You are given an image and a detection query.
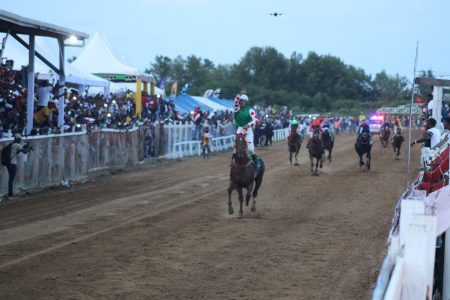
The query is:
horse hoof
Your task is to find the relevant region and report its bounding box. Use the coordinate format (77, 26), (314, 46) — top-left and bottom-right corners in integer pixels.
(294, 163), (299, 166)
(228, 207), (234, 215)
(251, 207), (256, 213)
(238, 213), (243, 219)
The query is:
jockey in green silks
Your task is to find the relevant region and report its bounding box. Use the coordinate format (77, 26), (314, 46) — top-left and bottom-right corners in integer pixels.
(232, 93), (259, 168)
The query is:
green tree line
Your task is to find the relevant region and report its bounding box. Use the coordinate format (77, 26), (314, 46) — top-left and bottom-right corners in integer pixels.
(145, 47), (412, 115)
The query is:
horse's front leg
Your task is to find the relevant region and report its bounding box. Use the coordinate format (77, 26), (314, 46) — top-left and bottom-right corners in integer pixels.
(227, 181), (236, 215)
(252, 173), (264, 213)
(294, 148), (300, 165)
(310, 153), (314, 174)
(367, 152), (371, 169)
(245, 182), (254, 207)
(289, 151), (293, 165)
(359, 154), (364, 167)
(328, 148), (332, 162)
(237, 186), (244, 218)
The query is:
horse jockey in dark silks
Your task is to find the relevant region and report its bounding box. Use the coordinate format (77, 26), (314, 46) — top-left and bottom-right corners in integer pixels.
(356, 122), (373, 145)
(307, 118), (324, 152)
(321, 118), (335, 143)
(231, 92), (261, 170)
(381, 119), (392, 129)
(380, 119), (392, 138)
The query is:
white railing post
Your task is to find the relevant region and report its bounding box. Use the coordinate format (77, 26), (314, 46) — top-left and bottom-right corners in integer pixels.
(398, 199), (436, 299)
(443, 229), (450, 300)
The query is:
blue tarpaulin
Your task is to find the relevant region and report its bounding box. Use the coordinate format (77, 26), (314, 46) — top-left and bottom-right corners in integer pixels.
(169, 94), (232, 114)
(207, 96), (234, 110)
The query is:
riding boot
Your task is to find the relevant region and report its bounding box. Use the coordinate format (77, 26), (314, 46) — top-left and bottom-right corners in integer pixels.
(251, 154), (260, 170)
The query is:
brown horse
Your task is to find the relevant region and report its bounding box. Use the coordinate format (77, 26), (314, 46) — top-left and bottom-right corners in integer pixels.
(391, 130), (405, 160)
(287, 127), (303, 165)
(321, 128), (334, 162)
(355, 132), (372, 170)
(379, 125), (391, 149)
(308, 128), (324, 175)
(228, 134), (265, 218)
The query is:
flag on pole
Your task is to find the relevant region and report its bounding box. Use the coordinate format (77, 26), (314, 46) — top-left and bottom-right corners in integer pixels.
(213, 88), (221, 97)
(171, 81), (177, 98)
(415, 96), (425, 103)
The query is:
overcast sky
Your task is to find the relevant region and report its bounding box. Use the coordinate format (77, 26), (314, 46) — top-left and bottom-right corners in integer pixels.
(2, 0), (450, 79)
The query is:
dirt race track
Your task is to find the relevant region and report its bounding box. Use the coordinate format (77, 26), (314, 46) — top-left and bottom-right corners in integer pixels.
(0, 132), (422, 299)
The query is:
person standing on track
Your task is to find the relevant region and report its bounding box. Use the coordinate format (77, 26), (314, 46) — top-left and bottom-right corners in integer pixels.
(201, 127), (213, 159)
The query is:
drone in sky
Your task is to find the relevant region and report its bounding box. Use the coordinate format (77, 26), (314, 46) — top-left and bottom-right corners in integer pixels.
(268, 12), (284, 17)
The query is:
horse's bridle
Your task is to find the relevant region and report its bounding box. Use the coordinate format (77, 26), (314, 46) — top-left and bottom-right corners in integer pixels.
(235, 134), (248, 160)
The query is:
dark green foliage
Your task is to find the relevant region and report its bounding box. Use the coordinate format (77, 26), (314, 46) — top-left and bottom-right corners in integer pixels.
(146, 47), (413, 114)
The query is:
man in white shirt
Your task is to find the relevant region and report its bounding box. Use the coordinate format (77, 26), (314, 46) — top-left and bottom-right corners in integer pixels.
(411, 117), (441, 149)
(37, 80), (53, 111)
(411, 117), (441, 167)
(433, 116), (450, 149)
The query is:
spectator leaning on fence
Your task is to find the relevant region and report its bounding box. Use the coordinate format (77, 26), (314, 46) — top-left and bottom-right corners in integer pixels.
(34, 100), (58, 130)
(3, 134), (26, 200)
(411, 117), (442, 166)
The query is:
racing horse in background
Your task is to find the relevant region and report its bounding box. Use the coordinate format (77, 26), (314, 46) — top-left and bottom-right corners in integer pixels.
(308, 127), (324, 175)
(228, 131), (265, 218)
(379, 124), (391, 149)
(355, 132), (372, 170)
(391, 128), (405, 160)
(321, 128), (334, 162)
(287, 127), (303, 165)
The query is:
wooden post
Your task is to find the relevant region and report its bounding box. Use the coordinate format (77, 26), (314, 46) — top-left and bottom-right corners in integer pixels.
(135, 79), (142, 118)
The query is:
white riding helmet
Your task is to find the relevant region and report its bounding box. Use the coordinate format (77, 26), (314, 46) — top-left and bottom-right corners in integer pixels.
(238, 94), (249, 102)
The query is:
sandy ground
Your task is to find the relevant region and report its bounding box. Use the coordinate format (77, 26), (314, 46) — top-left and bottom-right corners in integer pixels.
(0, 132), (422, 299)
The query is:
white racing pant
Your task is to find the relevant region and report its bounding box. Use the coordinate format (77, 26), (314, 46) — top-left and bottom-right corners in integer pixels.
(236, 126), (255, 154)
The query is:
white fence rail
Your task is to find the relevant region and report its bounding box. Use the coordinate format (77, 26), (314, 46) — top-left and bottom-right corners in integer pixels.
(373, 142), (450, 299)
(168, 128), (289, 159)
(373, 185), (450, 299)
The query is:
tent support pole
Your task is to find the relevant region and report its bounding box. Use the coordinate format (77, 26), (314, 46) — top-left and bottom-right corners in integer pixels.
(57, 38), (65, 128)
(26, 35), (35, 135)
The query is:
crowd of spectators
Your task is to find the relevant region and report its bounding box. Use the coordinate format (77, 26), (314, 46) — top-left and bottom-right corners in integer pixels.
(0, 59), (182, 138)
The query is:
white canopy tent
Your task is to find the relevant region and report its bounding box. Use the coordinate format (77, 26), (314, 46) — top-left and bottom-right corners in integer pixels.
(72, 32), (141, 77)
(71, 32), (156, 117)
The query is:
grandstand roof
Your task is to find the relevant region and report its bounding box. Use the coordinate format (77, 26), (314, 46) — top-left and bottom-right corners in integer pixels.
(0, 9), (88, 40)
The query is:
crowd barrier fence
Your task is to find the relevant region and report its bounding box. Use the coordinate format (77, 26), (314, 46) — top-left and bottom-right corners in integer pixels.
(0, 125), (289, 195)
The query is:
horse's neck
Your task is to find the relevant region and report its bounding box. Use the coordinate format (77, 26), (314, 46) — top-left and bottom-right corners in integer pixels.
(234, 155), (251, 166)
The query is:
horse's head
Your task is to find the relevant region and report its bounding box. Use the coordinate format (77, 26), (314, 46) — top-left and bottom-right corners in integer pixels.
(312, 128), (321, 141)
(235, 133), (249, 161)
(358, 132), (370, 144)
